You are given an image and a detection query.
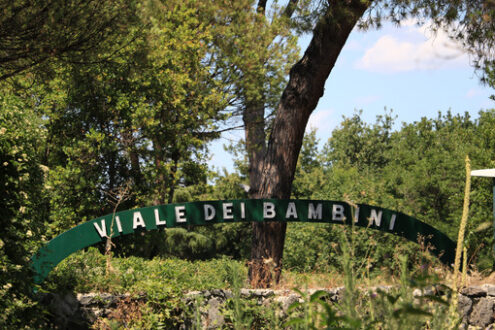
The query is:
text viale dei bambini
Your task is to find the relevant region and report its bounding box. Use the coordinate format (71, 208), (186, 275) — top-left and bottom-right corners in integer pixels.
(92, 201), (398, 238)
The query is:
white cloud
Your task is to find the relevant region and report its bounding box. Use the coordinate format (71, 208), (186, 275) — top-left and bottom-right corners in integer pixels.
(355, 22), (469, 73)
(306, 108), (337, 133)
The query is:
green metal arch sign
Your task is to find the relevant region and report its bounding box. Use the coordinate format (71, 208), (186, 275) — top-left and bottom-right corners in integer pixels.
(31, 199), (456, 284)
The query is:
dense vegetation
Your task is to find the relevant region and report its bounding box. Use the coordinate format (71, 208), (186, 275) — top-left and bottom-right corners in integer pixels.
(1, 0), (495, 327)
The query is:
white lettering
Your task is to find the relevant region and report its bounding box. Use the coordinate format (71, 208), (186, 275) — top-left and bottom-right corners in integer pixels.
(332, 204), (345, 222)
(115, 216), (123, 233)
(263, 202), (276, 219)
(240, 202), (245, 219)
(133, 211), (146, 229)
(389, 214), (397, 230)
(285, 202), (298, 219)
(369, 209), (382, 227)
(308, 203), (322, 220)
(154, 209), (166, 226)
(94, 220), (107, 238)
(204, 204), (215, 221)
(223, 203), (234, 220)
(175, 205), (186, 223)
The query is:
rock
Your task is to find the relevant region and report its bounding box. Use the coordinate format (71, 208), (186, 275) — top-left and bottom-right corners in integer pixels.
(273, 294), (302, 314)
(273, 289), (291, 296)
(77, 292), (98, 306)
(469, 297), (494, 327)
(43, 285), (495, 329)
(482, 284), (495, 297)
(240, 288), (251, 297)
(210, 289), (225, 297)
(185, 290), (202, 298)
(461, 286), (487, 298)
(328, 287), (345, 302)
(458, 294), (473, 323)
(206, 297), (224, 329)
(42, 292), (87, 329)
(250, 289), (275, 298)
(413, 288), (421, 297)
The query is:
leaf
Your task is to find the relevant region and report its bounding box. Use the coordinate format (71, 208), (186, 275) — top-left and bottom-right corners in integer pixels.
(310, 290), (330, 302)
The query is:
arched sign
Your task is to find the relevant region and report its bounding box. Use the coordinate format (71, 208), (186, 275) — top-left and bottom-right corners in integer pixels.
(31, 199), (456, 284)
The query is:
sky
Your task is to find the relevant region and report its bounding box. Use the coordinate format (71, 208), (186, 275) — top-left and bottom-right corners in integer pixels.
(208, 19), (494, 173)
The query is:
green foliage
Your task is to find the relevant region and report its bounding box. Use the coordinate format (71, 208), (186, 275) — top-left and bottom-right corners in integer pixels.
(43, 0), (230, 228)
(47, 247), (245, 294)
(44, 235), (457, 329)
(0, 87), (50, 327)
(45, 249), (250, 327)
(207, 0), (299, 115)
(284, 234), (453, 330)
(284, 223), (337, 272)
(285, 109), (495, 273)
(0, 0), (137, 80)
(222, 262), (253, 329)
(1, 0), (495, 327)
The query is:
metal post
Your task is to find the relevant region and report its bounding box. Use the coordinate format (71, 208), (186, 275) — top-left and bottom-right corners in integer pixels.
(493, 178), (495, 259)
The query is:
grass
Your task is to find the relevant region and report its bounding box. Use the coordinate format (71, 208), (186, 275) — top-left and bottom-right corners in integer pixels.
(45, 248), (247, 294)
(41, 247), (468, 329)
(46, 248), (454, 295)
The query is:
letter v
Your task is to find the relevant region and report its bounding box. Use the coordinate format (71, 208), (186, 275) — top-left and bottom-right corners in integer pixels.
(94, 220), (107, 238)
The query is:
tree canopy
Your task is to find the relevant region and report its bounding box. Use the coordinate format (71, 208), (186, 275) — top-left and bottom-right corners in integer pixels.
(1, 0), (495, 325)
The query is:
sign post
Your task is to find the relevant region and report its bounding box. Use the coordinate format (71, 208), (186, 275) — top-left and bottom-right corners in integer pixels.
(471, 169), (495, 265)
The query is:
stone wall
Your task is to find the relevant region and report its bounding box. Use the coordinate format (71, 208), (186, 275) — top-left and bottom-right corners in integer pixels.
(42, 285), (495, 329)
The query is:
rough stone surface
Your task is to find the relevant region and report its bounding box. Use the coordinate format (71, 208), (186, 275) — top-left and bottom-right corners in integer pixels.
(484, 284), (495, 297)
(470, 297), (495, 328)
(43, 292), (86, 329)
(462, 286), (487, 298)
(272, 293), (302, 314)
(42, 285), (495, 329)
(458, 294), (473, 322)
(206, 297), (224, 329)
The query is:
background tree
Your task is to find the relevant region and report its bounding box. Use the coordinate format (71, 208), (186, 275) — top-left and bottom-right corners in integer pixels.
(244, 0), (495, 287)
(0, 83), (49, 327)
(0, 0), (136, 80)
(282, 109), (495, 274)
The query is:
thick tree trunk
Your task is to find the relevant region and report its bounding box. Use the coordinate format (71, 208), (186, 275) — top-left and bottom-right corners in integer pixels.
(248, 0), (369, 288)
(243, 102), (266, 197)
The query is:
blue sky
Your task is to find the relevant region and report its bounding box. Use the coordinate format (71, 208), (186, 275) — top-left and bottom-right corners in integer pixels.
(208, 19), (494, 172)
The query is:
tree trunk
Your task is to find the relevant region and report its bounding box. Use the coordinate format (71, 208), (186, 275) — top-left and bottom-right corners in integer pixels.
(243, 101), (266, 197)
(248, 0), (369, 288)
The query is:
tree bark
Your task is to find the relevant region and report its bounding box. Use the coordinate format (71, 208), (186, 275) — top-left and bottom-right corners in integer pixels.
(248, 0), (370, 288)
(243, 101), (266, 197)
